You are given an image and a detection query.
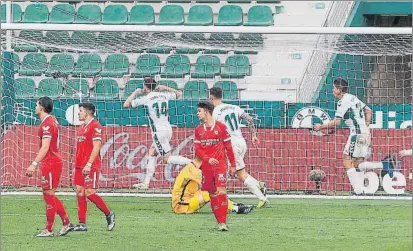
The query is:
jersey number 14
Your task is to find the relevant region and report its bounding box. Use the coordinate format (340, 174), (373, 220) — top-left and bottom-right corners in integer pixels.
(152, 102), (168, 118)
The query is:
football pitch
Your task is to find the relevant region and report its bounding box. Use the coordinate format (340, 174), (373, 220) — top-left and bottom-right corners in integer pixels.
(1, 196), (411, 251)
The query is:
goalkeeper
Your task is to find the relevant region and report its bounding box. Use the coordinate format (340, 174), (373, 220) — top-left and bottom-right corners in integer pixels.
(172, 156), (255, 214)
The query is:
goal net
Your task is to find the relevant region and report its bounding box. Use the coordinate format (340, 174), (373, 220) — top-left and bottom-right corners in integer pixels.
(1, 23), (412, 198)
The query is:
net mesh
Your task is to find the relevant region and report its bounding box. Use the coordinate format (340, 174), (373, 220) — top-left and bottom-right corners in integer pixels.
(1, 28), (412, 197)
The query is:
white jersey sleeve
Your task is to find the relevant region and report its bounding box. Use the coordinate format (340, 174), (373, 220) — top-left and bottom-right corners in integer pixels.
(131, 95), (149, 108)
(334, 99), (351, 119)
(163, 91), (177, 101)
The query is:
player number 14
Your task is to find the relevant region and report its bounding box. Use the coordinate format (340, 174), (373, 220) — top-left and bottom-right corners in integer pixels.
(152, 102), (168, 118)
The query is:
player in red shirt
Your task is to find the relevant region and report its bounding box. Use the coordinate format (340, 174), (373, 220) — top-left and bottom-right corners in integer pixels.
(194, 101), (236, 231)
(26, 97), (74, 237)
(72, 103), (115, 232)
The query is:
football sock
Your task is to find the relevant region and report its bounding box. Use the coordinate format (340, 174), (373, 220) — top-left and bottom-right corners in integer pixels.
(167, 156), (191, 165)
(358, 161), (383, 171)
(77, 195), (87, 224)
(210, 195), (220, 223)
(244, 175), (267, 201)
(43, 194), (56, 232)
(215, 194), (228, 224)
(347, 168), (363, 194)
(54, 196), (70, 226)
(87, 193), (111, 216)
(143, 157), (157, 185)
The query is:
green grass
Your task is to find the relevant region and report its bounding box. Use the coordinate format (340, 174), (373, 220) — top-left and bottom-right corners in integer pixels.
(1, 196), (411, 251)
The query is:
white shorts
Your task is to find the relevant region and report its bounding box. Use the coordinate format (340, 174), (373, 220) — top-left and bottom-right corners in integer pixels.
(343, 133), (371, 159)
(231, 137), (247, 171)
(151, 129), (172, 156)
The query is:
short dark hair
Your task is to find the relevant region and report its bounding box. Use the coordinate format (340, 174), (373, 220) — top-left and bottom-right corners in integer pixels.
(197, 101), (214, 115)
(79, 102), (96, 115)
(209, 87), (223, 99)
(38, 96), (53, 114)
(144, 77), (157, 91)
(333, 78), (349, 93)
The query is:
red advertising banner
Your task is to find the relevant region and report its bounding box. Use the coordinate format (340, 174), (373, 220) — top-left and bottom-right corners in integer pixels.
(1, 126), (411, 194)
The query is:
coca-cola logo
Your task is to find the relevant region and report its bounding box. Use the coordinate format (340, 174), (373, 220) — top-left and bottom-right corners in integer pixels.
(99, 132), (194, 182)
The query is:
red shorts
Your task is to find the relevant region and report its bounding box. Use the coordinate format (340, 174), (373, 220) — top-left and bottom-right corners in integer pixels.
(74, 168), (100, 189)
(41, 161), (63, 190)
(201, 168), (227, 193)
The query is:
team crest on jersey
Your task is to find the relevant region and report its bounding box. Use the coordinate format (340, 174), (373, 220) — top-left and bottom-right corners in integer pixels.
(42, 126), (50, 132)
(95, 128), (102, 134)
(214, 130), (219, 135)
(291, 106), (332, 136)
(218, 173), (226, 181)
(41, 176), (48, 184)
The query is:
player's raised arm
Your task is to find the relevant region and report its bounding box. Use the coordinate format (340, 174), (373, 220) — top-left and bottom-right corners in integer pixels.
(123, 88), (144, 108)
(240, 112), (259, 145)
(155, 84), (182, 99)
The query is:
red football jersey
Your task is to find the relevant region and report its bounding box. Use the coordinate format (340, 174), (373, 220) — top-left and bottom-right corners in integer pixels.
(194, 120), (235, 170)
(75, 119), (103, 169)
(38, 115), (62, 163)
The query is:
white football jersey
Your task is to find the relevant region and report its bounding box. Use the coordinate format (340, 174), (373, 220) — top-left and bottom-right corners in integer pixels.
(213, 103), (245, 138)
(131, 91), (176, 132)
(335, 93), (370, 135)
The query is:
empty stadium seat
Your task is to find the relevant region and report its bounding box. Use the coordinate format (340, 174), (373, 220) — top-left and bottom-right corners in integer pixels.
(42, 31), (71, 52)
(132, 54), (161, 77)
(15, 78), (36, 98)
(103, 5), (128, 24)
(185, 5), (213, 26)
(244, 5), (273, 26)
(127, 5), (154, 25)
(0, 52), (19, 75)
(36, 78), (63, 98)
(1, 3), (22, 22)
(72, 54), (102, 77)
(214, 81), (239, 99)
(94, 79), (119, 99)
(49, 4), (75, 24)
(123, 79), (144, 98)
(101, 54), (129, 77)
(183, 81), (209, 99)
(191, 55), (221, 78)
(215, 5), (243, 26)
(74, 4), (102, 24)
(157, 5), (184, 25)
(14, 30), (43, 52)
(157, 80), (178, 89)
(71, 31), (97, 49)
(22, 3), (49, 23)
(161, 54), (190, 78)
(221, 55), (251, 78)
(63, 78), (89, 97)
(45, 53), (74, 77)
(18, 53), (47, 76)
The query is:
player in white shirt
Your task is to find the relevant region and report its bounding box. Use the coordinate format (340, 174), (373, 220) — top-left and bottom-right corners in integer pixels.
(124, 78), (191, 189)
(209, 87), (269, 208)
(314, 78), (395, 194)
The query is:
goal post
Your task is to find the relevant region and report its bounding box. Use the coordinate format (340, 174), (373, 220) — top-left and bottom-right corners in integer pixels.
(1, 23), (412, 198)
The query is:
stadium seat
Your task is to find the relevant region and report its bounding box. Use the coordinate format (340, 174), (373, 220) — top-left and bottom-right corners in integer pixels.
(185, 5), (213, 26)
(1, 3), (22, 23)
(157, 80), (178, 90)
(221, 55), (251, 78)
(71, 31), (98, 50)
(93, 79), (119, 99)
(72, 54), (102, 77)
(74, 4), (102, 24)
(236, 33), (263, 53)
(36, 78), (63, 98)
(45, 53), (74, 77)
(132, 54), (161, 77)
(103, 5), (128, 24)
(183, 80), (209, 99)
(191, 55), (221, 78)
(18, 53), (47, 76)
(147, 46), (172, 54)
(127, 5), (154, 25)
(42, 31), (71, 52)
(0, 52), (19, 75)
(157, 5), (184, 25)
(161, 54), (190, 78)
(175, 47), (201, 54)
(244, 5), (273, 26)
(101, 54), (130, 77)
(206, 33), (235, 52)
(13, 30), (42, 52)
(214, 81), (239, 99)
(15, 78), (36, 98)
(215, 5), (243, 26)
(22, 3), (49, 23)
(63, 78), (89, 97)
(48, 4), (75, 24)
(123, 79), (144, 98)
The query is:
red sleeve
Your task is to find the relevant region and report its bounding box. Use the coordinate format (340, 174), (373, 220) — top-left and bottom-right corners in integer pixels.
(40, 121), (52, 139)
(221, 124), (236, 167)
(91, 121), (103, 141)
(194, 127), (209, 162)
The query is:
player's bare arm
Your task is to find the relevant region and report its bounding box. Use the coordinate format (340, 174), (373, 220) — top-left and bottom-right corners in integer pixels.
(364, 106), (372, 126)
(123, 88), (144, 108)
(26, 138), (51, 177)
(83, 140), (102, 175)
(313, 118), (341, 131)
(240, 112), (259, 145)
(155, 85), (183, 99)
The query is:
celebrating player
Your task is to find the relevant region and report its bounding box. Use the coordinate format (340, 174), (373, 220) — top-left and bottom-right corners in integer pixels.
(73, 103), (115, 232)
(172, 156), (255, 215)
(194, 101), (236, 231)
(25, 97), (74, 237)
(124, 77), (191, 189)
(209, 87), (269, 208)
(313, 78), (394, 194)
